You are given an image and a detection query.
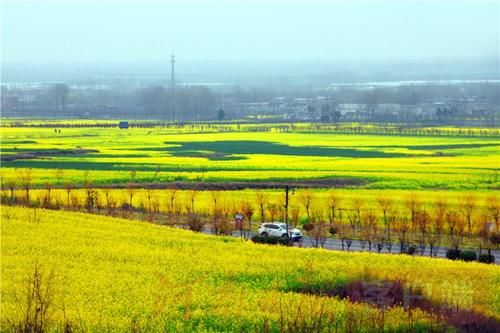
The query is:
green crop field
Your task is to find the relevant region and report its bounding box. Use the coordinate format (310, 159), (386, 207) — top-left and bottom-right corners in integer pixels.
(2, 206), (499, 332)
(1, 126), (499, 190)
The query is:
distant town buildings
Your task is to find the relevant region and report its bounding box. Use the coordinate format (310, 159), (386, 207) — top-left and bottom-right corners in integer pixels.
(1, 80), (499, 126)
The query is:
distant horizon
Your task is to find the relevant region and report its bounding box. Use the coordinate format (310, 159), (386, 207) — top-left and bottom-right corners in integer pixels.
(2, 56), (498, 84)
(2, 54), (500, 65)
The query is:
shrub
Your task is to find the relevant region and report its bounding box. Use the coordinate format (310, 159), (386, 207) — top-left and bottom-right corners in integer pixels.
(478, 254), (495, 264)
(446, 249), (461, 260)
(250, 235), (290, 246)
(329, 226), (338, 235)
(490, 233), (500, 246)
(186, 213), (204, 232)
(460, 250), (477, 262)
(266, 236), (280, 245)
(251, 234), (267, 244)
(121, 203), (133, 211)
(277, 236), (292, 246)
(303, 223), (314, 232)
(405, 245), (416, 255)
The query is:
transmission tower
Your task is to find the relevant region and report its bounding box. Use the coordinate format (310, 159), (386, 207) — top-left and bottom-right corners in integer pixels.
(170, 53), (176, 121)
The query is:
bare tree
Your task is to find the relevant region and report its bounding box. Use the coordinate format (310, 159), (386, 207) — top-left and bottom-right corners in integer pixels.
(486, 195), (499, 225)
(165, 188), (179, 225)
(360, 209), (378, 251)
(345, 198), (363, 246)
(42, 182), (53, 209)
(211, 191), (221, 234)
(299, 190), (314, 221)
(461, 193), (477, 239)
(70, 193), (81, 212)
(446, 210), (466, 252)
(84, 189), (97, 213)
(415, 209), (431, 255)
(183, 190), (201, 231)
(187, 189), (197, 214)
(240, 200), (254, 238)
(255, 190), (268, 222)
(150, 196), (160, 223)
(103, 189), (117, 216)
(326, 191), (342, 229)
(336, 212), (353, 251)
(373, 225), (385, 253)
(186, 202), (203, 232)
(219, 201), (234, 236)
(267, 201), (280, 222)
(83, 171), (96, 213)
(126, 170), (137, 208)
(117, 196), (127, 218)
(102, 188), (110, 208)
(64, 181), (73, 209)
(94, 191), (103, 214)
(477, 212), (497, 260)
(376, 195), (394, 245)
(385, 212), (397, 253)
(145, 188), (154, 221)
(20, 169), (33, 204)
(3, 175), (16, 204)
(15, 262), (56, 333)
(346, 209), (357, 239)
(393, 211), (410, 253)
(351, 197), (364, 231)
(428, 199), (447, 257)
(307, 209), (328, 248)
(405, 193), (421, 231)
(290, 205), (301, 228)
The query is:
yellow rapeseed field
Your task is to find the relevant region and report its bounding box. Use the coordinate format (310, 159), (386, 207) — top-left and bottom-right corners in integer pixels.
(1, 206), (499, 332)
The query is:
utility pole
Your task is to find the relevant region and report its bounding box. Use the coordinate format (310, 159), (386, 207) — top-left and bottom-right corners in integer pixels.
(170, 53), (176, 122)
(284, 185), (292, 238)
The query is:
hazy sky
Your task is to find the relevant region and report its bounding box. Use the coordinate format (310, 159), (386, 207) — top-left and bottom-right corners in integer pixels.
(2, 0), (499, 63)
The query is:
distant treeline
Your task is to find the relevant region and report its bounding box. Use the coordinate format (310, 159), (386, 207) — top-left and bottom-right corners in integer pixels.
(2, 121), (499, 137)
(2, 80), (499, 124)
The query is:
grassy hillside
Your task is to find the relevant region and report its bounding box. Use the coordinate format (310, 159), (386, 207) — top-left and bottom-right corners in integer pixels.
(1, 206), (499, 332)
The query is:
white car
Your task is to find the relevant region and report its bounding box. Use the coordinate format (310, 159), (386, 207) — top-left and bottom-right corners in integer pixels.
(258, 222), (303, 241)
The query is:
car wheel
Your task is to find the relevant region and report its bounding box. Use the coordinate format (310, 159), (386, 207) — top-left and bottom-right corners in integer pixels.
(281, 233), (288, 238)
(261, 232), (268, 237)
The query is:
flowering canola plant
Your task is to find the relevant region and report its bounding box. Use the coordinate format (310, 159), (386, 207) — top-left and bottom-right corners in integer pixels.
(1, 206), (499, 332)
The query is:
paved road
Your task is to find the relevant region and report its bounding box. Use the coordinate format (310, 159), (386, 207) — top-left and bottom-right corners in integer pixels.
(203, 228), (499, 264)
(294, 237), (500, 263)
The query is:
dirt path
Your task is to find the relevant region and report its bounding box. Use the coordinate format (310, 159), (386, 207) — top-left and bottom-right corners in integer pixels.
(87, 178), (367, 191)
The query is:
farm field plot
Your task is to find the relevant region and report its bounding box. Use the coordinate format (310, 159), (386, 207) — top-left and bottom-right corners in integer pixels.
(1, 126), (499, 190)
(2, 206), (499, 332)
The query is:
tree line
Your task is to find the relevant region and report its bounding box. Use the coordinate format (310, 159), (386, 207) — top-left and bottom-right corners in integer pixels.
(2, 120), (500, 138)
(2, 169), (498, 263)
